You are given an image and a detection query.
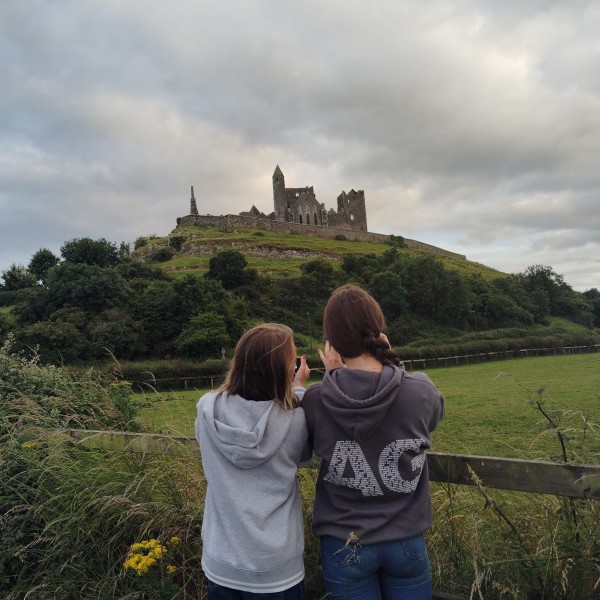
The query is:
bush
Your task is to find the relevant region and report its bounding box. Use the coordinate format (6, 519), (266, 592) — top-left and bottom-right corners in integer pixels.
(168, 235), (185, 252)
(134, 236), (149, 249)
(150, 246), (176, 262)
(334, 234), (347, 241)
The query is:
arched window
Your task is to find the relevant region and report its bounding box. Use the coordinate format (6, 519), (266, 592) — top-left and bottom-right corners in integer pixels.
(314, 212), (318, 225)
(299, 214), (303, 224)
(307, 214), (311, 225)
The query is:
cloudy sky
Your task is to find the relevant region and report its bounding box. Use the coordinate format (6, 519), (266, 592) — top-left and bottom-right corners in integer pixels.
(1, 0), (599, 291)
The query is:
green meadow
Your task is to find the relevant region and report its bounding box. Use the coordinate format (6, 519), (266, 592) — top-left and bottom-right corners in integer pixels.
(135, 352), (600, 460)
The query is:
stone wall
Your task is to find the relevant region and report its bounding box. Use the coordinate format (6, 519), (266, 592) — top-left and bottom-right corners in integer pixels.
(176, 214), (466, 259)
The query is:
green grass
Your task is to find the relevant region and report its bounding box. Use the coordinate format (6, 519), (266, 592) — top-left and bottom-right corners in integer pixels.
(430, 352), (599, 458)
(147, 225), (505, 280)
(135, 353), (600, 460)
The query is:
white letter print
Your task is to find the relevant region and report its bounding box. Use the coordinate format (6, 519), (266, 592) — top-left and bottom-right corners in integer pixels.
(378, 439), (427, 493)
(324, 441), (383, 496)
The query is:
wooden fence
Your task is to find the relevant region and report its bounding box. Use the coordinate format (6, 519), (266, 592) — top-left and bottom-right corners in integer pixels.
(59, 428), (600, 499)
(129, 344), (600, 390)
(402, 343), (600, 370)
(57, 428), (599, 600)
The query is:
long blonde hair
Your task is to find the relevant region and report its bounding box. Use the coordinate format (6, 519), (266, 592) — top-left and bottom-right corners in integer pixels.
(219, 323), (298, 409)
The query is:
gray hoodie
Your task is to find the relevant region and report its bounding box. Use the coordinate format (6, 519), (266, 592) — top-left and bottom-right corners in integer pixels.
(196, 388), (311, 593)
(303, 366), (445, 544)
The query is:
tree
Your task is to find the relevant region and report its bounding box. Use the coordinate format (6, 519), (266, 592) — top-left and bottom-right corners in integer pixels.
(28, 249), (60, 284)
(172, 273), (226, 328)
(16, 320), (88, 364)
(175, 312), (229, 359)
(582, 288), (600, 327)
(300, 260), (339, 300)
(206, 249), (254, 290)
(46, 262), (131, 315)
(368, 271), (407, 321)
(1, 264), (37, 291)
(88, 308), (145, 359)
(60, 238), (120, 267)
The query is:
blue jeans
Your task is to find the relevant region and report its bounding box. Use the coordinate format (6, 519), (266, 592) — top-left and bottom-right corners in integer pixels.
(206, 579), (305, 600)
(320, 534), (432, 600)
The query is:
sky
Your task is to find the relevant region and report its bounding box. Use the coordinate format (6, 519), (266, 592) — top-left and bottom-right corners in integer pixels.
(1, 0), (599, 292)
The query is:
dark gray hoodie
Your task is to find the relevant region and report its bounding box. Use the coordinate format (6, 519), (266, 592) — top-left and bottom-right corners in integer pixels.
(303, 366), (444, 544)
(196, 388), (311, 593)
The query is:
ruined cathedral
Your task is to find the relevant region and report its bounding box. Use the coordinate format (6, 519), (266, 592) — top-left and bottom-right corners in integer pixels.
(178, 165), (465, 259)
(232, 166), (367, 231)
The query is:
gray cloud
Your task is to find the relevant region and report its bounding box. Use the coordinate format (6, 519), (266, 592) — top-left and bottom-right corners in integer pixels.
(1, 0), (599, 291)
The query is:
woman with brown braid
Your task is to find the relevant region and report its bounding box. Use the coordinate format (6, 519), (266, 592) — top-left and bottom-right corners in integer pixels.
(303, 285), (445, 600)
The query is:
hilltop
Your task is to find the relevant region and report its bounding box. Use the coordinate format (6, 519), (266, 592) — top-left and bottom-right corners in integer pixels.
(133, 224), (504, 281)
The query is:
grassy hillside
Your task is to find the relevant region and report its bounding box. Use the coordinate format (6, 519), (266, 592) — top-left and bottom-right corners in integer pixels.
(135, 225), (505, 280)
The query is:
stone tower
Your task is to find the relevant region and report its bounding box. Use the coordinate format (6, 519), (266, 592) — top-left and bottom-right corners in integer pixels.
(190, 186), (199, 216)
(335, 190), (368, 231)
(272, 165), (286, 221)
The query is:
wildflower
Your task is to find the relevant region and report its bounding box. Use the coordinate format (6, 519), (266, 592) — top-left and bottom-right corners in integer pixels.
(21, 441), (40, 449)
(169, 536), (181, 545)
(123, 537), (169, 576)
(167, 565), (177, 574)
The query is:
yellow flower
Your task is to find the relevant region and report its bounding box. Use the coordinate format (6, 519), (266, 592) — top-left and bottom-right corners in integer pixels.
(21, 441), (40, 449)
(149, 545), (166, 559)
(169, 536), (181, 545)
(167, 565), (177, 574)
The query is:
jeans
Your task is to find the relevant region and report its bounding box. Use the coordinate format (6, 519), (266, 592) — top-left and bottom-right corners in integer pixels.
(320, 534), (432, 600)
(206, 579), (305, 600)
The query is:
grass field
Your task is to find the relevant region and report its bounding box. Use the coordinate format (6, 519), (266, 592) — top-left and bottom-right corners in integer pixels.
(135, 352), (600, 461)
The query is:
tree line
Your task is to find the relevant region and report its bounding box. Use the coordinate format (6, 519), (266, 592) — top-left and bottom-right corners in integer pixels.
(1, 237), (599, 365)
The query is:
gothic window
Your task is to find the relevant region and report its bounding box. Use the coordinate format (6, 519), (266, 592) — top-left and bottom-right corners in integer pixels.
(314, 212), (318, 225)
(307, 214), (310, 225)
(295, 192), (300, 198)
(299, 214), (303, 224)
(350, 214), (354, 221)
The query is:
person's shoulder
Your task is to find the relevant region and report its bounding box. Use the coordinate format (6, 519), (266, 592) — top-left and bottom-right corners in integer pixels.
(303, 382), (322, 402)
(301, 382), (322, 419)
(403, 370), (437, 388)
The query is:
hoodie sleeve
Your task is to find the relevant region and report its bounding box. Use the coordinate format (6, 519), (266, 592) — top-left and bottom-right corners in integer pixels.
(428, 390), (445, 432)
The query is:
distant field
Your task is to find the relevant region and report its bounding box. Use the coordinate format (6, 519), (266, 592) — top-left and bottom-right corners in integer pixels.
(135, 352), (599, 460)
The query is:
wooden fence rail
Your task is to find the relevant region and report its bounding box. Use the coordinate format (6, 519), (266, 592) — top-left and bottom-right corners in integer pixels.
(128, 344), (600, 390)
(59, 429), (600, 500)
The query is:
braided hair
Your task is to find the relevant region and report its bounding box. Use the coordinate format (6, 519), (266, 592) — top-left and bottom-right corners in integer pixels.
(323, 284), (400, 367)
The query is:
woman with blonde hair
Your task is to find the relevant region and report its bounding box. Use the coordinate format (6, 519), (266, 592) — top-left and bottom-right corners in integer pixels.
(303, 285), (445, 599)
(196, 323), (311, 599)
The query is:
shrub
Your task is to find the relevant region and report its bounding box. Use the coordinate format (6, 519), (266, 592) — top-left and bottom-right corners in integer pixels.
(150, 246), (176, 262)
(168, 235), (185, 252)
(334, 234), (347, 241)
(134, 236), (149, 249)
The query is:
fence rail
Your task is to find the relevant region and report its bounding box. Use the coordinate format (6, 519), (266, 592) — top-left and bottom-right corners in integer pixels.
(128, 344), (600, 390)
(402, 343), (600, 370)
(58, 429), (600, 500)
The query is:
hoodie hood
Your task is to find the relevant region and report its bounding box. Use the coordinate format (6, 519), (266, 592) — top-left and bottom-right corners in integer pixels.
(320, 365), (404, 442)
(198, 391), (294, 469)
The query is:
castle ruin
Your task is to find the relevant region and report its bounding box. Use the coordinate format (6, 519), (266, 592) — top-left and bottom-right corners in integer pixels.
(176, 166), (466, 260)
(236, 166), (367, 232)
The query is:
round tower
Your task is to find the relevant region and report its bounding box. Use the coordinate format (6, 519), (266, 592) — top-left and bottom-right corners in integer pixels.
(272, 165), (286, 221)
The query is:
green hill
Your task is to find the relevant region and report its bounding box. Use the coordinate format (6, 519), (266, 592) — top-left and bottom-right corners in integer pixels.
(134, 225), (504, 280)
